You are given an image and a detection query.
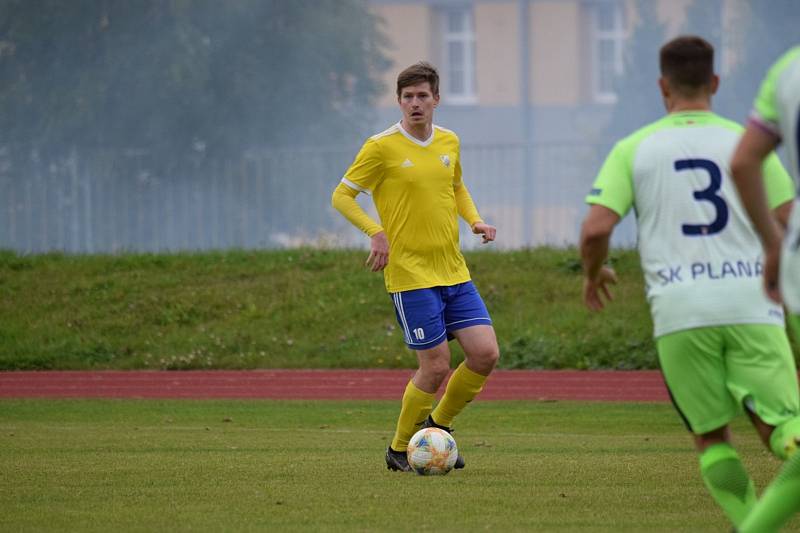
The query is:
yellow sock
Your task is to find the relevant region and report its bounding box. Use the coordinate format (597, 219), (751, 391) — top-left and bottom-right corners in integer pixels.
(390, 380), (435, 451)
(430, 362), (488, 428)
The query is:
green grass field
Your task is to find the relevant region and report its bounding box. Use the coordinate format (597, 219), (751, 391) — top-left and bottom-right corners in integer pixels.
(3, 248), (797, 371)
(0, 248), (658, 370)
(3, 247), (799, 530)
(2, 399), (798, 532)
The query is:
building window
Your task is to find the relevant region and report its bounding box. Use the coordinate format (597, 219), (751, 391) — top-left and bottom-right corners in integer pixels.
(441, 7), (477, 104)
(590, 1), (625, 103)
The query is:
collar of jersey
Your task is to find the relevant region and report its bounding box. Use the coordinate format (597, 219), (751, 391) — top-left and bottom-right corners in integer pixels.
(397, 121), (435, 147)
(669, 110), (714, 117)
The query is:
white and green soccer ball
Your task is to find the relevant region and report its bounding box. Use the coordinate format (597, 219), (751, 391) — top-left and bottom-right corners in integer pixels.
(407, 427), (458, 475)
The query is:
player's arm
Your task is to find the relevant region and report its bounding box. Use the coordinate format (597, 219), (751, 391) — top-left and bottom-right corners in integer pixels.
(453, 151), (495, 244)
(454, 182), (495, 243)
(331, 183), (388, 272)
(773, 201), (793, 229)
(580, 142), (633, 311)
(731, 124), (783, 302)
(332, 139), (390, 271)
(730, 54), (789, 300)
(762, 149), (794, 229)
(731, 124), (783, 247)
(580, 205), (620, 311)
(331, 183), (383, 237)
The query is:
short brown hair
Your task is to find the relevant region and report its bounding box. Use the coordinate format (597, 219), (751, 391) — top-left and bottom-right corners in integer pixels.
(660, 36), (715, 96)
(396, 61), (439, 98)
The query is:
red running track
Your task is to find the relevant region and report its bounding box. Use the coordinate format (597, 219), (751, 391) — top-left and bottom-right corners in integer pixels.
(0, 370), (671, 402)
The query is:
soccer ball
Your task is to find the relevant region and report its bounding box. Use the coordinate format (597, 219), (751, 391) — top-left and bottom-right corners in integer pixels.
(407, 427), (458, 475)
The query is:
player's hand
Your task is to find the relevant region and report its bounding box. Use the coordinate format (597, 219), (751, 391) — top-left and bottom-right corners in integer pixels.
(472, 222), (496, 244)
(583, 266), (617, 311)
(366, 231), (389, 272)
(763, 242), (782, 304)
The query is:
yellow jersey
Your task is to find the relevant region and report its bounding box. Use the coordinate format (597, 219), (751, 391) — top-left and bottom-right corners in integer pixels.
(339, 123), (482, 292)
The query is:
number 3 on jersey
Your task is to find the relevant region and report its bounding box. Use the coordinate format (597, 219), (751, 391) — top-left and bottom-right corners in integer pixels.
(675, 158), (729, 236)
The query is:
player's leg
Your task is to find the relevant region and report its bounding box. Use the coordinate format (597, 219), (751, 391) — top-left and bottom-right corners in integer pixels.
(693, 425), (757, 528)
(738, 414), (800, 533)
(722, 324), (800, 532)
(419, 325), (496, 470)
(657, 327), (756, 528)
(390, 341), (451, 451)
(429, 281), (497, 429)
(429, 324), (497, 428)
(386, 288), (450, 471)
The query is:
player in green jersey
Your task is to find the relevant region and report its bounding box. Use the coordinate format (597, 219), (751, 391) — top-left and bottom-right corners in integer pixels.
(732, 46), (800, 308)
(580, 36), (800, 531)
(730, 45), (800, 533)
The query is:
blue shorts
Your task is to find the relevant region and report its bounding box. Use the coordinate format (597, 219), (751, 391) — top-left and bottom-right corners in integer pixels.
(390, 281), (493, 350)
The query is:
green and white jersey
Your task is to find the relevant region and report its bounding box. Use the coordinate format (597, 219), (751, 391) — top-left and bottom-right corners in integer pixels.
(751, 46), (800, 184)
(587, 111), (793, 337)
(750, 46), (800, 313)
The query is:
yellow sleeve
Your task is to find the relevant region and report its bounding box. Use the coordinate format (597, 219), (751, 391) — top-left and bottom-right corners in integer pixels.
(331, 182), (384, 237)
(454, 182), (483, 227)
(452, 142), (483, 227)
(343, 138), (384, 192)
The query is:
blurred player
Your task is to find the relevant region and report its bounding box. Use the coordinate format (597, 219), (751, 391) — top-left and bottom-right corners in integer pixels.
(331, 61), (499, 472)
(729, 45), (800, 532)
(579, 36), (799, 530)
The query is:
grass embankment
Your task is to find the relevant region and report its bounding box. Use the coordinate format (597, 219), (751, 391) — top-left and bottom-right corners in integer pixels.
(1, 247), (781, 371)
(2, 399), (795, 532)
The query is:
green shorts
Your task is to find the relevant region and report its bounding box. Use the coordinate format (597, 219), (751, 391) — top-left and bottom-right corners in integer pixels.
(788, 313), (800, 341)
(657, 324), (799, 435)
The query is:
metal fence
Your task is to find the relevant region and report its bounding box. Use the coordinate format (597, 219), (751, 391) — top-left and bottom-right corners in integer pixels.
(0, 142), (637, 254)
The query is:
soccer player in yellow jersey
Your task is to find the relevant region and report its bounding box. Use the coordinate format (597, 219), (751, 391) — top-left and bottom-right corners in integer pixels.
(331, 62), (500, 472)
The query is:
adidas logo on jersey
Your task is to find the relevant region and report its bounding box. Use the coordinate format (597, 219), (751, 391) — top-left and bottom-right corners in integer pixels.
(440, 154), (450, 167)
(401, 158), (414, 168)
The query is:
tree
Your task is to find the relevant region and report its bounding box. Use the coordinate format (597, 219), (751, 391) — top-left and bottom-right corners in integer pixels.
(605, 0), (667, 140)
(0, 0), (390, 157)
(679, 0), (799, 122)
(717, 0), (800, 122)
